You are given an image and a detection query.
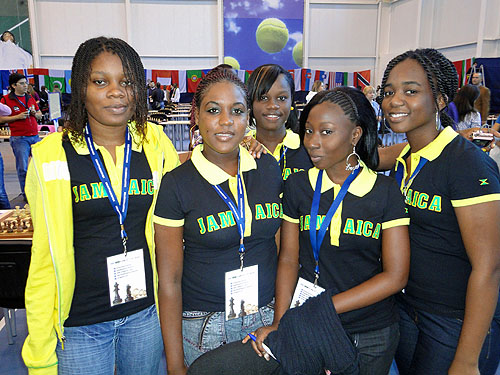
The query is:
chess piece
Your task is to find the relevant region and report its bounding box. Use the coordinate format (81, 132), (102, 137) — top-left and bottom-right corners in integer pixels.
(125, 284), (134, 302)
(113, 282), (122, 305)
(238, 299), (247, 318)
(227, 297), (236, 319)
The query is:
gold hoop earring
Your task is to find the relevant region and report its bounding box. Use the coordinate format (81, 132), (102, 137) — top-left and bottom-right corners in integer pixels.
(346, 145), (360, 171)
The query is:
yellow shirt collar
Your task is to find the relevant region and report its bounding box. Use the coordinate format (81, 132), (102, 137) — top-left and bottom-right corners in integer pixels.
(191, 144), (257, 185)
(307, 161), (377, 197)
(397, 126), (458, 162)
(71, 122), (143, 155)
(248, 128), (301, 161)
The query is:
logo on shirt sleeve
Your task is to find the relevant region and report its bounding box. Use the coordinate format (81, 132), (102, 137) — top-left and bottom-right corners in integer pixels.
(479, 178), (489, 186)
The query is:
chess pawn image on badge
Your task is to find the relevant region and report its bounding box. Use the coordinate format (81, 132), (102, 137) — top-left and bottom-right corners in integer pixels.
(228, 297), (236, 319)
(125, 284), (134, 302)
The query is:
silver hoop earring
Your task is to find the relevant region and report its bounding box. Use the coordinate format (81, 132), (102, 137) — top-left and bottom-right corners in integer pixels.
(435, 111), (441, 131)
(346, 145), (360, 171)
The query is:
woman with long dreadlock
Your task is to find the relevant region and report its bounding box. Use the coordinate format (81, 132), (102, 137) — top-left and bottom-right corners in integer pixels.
(22, 37), (179, 375)
(380, 48), (500, 375)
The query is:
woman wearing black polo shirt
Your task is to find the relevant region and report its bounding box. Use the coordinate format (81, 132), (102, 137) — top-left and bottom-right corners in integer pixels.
(154, 67), (282, 374)
(247, 64), (312, 180)
(246, 87), (410, 375)
(381, 48), (500, 375)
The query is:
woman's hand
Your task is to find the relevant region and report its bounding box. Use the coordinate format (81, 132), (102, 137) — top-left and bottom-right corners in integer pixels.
(241, 135), (267, 159)
(241, 324), (278, 360)
(458, 127), (499, 152)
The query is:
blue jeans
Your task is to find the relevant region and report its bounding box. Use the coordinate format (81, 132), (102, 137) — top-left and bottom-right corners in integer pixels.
(56, 304), (163, 375)
(9, 135), (40, 196)
(395, 298), (500, 375)
(182, 304), (274, 366)
(351, 322), (399, 375)
(0, 152), (10, 208)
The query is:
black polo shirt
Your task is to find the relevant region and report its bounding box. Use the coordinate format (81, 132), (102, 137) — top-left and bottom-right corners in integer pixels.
(154, 145), (283, 312)
(249, 129), (313, 180)
(63, 137), (155, 327)
(394, 126), (500, 318)
(283, 165), (409, 333)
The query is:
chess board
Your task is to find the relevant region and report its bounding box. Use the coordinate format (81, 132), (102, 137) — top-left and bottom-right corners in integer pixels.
(0, 206), (33, 240)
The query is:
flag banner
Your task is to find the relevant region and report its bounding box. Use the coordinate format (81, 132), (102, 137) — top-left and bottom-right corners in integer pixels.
(301, 69), (313, 91)
(178, 70), (187, 93)
(64, 70), (72, 94)
(355, 70), (370, 90)
(335, 72), (344, 87)
(47, 70), (66, 92)
(187, 70), (203, 93)
(315, 70), (329, 86)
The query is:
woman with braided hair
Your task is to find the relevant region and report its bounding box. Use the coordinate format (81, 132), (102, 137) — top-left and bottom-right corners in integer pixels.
(380, 48), (500, 374)
(203, 86), (409, 375)
(153, 67), (282, 374)
(22, 36), (179, 374)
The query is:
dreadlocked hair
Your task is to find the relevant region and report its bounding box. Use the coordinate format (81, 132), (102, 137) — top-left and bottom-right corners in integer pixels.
(378, 48), (459, 129)
(300, 87), (379, 170)
(190, 66), (249, 130)
(64, 36), (147, 144)
(247, 64), (298, 132)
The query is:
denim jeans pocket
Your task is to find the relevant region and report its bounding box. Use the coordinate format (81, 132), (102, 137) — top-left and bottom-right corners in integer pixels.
(182, 311), (220, 352)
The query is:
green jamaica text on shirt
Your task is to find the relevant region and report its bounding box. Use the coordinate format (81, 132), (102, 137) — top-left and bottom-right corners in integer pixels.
(72, 179), (154, 202)
(404, 188), (442, 212)
(196, 203), (282, 235)
(283, 167), (304, 181)
(299, 215), (381, 240)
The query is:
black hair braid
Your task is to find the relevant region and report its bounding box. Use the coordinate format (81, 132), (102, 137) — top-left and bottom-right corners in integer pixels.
(299, 87), (379, 170)
(247, 64), (298, 132)
(65, 37), (147, 144)
(379, 48), (459, 130)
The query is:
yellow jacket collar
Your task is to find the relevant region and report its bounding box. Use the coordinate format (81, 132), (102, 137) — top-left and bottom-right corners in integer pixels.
(71, 122), (144, 155)
(191, 144), (257, 185)
(397, 126), (458, 162)
(308, 161), (377, 197)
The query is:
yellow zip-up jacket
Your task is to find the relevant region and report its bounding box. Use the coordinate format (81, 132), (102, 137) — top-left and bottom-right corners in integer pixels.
(21, 123), (179, 374)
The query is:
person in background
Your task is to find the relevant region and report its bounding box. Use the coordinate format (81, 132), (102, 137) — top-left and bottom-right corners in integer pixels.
(453, 84), (481, 131)
(22, 36), (179, 375)
(163, 85), (170, 106)
(38, 85), (49, 113)
(381, 48), (500, 375)
(171, 83), (180, 104)
(471, 72), (490, 125)
(152, 82), (164, 110)
(305, 80), (325, 103)
(28, 84), (40, 106)
(0, 73), (42, 199)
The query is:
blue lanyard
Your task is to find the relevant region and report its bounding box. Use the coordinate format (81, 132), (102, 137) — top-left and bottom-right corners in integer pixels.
(212, 154), (246, 269)
(395, 156), (428, 196)
(278, 146), (288, 179)
(309, 167), (360, 284)
(84, 124), (132, 254)
(14, 94), (29, 110)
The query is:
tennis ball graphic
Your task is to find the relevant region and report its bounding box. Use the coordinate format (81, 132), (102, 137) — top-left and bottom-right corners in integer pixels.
(293, 41), (303, 67)
(224, 56), (240, 70)
(256, 18), (289, 54)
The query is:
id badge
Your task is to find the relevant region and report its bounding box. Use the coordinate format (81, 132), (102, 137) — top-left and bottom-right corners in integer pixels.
(225, 265), (258, 321)
(107, 249), (147, 307)
(290, 277), (325, 308)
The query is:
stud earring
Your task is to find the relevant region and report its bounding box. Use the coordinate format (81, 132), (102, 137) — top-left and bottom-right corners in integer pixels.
(345, 145), (360, 171)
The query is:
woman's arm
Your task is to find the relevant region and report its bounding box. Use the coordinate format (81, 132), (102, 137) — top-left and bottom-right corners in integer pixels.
(155, 224), (187, 375)
(448, 201), (500, 375)
(243, 220), (300, 357)
(377, 143), (407, 171)
(331, 225), (410, 314)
